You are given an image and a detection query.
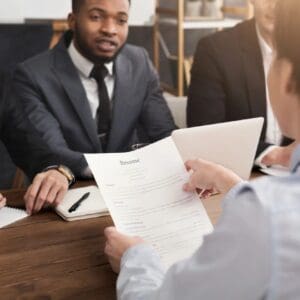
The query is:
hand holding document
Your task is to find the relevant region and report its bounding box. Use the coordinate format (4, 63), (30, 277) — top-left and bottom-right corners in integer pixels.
(86, 137), (213, 268)
(85, 119), (263, 268)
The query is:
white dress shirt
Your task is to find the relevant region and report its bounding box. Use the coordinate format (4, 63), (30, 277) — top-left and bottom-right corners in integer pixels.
(117, 145), (300, 300)
(255, 27), (283, 166)
(68, 42), (115, 177)
(256, 26), (282, 146)
(68, 41), (115, 120)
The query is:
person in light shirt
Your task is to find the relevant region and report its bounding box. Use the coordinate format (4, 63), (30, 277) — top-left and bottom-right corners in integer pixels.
(104, 0), (300, 298)
(187, 0), (295, 168)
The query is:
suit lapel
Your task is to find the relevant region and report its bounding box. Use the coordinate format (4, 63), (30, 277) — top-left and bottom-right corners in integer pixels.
(240, 20), (267, 135)
(51, 35), (101, 151)
(106, 50), (134, 151)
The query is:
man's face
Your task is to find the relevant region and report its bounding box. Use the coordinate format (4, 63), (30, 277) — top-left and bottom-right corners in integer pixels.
(251, 0), (277, 37)
(68, 0), (130, 64)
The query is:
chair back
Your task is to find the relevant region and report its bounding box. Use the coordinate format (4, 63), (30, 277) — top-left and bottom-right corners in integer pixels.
(165, 94), (187, 128)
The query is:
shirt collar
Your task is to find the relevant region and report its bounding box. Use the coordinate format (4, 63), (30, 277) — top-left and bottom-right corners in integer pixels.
(290, 144), (300, 173)
(256, 25), (273, 59)
(68, 41), (114, 78)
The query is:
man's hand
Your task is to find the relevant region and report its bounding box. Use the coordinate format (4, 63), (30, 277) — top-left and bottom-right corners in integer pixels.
(261, 142), (296, 167)
(0, 193), (7, 209)
(104, 227), (144, 273)
(24, 170), (68, 215)
(183, 159), (242, 196)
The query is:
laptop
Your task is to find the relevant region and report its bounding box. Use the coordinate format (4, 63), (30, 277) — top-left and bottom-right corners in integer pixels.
(171, 117), (264, 180)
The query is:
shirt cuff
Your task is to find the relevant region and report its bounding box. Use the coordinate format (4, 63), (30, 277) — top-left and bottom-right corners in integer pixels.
(121, 243), (160, 268)
(117, 244), (165, 299)
(222, 181), (250, 208)
(254, 145), (279, 168)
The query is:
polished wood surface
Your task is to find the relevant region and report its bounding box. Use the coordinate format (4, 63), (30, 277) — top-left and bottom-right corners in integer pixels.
(0, 182), (224, 299)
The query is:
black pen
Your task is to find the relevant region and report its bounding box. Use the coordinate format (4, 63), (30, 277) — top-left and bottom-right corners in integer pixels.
(68, 192), (90, 213)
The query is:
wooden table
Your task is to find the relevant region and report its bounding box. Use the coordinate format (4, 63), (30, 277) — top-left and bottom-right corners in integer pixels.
(0, 184), (223, 299)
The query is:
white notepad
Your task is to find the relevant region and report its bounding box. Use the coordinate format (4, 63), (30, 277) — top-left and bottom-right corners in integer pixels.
(0, 207), (28, 228)
(55, 186), (109, 221)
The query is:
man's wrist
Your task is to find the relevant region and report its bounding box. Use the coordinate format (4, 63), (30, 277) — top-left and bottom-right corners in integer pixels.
(43, 165), (76, 187)
(217, 166), (242, 194)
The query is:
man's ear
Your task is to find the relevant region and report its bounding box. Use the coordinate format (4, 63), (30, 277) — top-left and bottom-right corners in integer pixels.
(68, 13), (76, 31)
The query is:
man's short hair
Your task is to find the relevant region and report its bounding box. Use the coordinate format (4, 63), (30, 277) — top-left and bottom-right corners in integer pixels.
(72, 0), (131, 13)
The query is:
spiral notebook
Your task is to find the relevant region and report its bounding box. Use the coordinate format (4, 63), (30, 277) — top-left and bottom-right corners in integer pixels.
(0, 207), (28, 228)
(55, 185), (109, 221)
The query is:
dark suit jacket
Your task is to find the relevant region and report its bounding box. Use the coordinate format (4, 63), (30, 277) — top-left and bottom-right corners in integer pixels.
(0, 24), (53, 185)
(1, 80), (61, 180)
(10, 31), (175, 177)
(187, 19), (291, 156)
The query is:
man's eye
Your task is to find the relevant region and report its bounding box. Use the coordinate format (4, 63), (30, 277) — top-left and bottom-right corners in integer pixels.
(91, 14), (102, 21)
(118, 19), (128, 25)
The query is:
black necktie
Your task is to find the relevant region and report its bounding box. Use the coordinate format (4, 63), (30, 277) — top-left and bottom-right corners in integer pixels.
(90, 65), (111, 151)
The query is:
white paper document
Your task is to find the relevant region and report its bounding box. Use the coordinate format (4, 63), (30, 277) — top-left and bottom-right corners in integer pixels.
(0, 207), (28, 228)
(86, 137), (213, 268)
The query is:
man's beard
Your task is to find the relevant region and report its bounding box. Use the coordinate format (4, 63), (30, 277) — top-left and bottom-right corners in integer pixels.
(74, 27), (126, 65)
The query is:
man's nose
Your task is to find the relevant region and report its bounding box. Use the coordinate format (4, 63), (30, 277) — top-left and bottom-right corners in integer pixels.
(100, 18), (117, 36)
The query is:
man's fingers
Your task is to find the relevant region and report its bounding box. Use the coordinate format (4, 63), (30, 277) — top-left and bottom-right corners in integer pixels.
(200, 189), (212, 199)
(24, 174), (43, 214)
(24, 170), (70, 214)
(53, 188), (67, 206)
(183, 182), (196, 192)
(185, 161), (192, 171)
(104, 226), (117, 238)
(24, 185), (34, 214)
(183, 170), (202, 192)
(104, 241), (112, 255)
(0, 196), (7, 209)
(32, 177), (53, 213)
(261, 153), (275, 166)
(185, 160), (200, 172)
(46, 184), (62, 207)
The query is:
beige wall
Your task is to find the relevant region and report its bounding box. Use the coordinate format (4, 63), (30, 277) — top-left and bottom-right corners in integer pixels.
(0, 0), (156, 25)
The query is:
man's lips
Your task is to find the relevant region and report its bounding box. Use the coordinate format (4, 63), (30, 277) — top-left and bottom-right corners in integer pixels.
(96, 39), (118, 52)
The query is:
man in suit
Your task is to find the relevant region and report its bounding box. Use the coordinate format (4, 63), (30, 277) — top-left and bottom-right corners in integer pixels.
(9, 0), (175, 179)
(187, 0), (294, 167)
